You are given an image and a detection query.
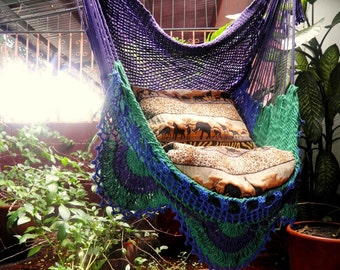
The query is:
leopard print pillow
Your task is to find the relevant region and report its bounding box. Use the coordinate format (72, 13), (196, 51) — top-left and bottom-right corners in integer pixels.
(165, 142), (296, 198)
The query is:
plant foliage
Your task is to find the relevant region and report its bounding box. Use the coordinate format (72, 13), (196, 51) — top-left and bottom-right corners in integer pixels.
(295, 0), (340, 210)
(0, 124), (150, 269)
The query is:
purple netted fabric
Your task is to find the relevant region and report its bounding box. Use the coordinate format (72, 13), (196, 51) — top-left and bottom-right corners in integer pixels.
(82, 0), (304, 269)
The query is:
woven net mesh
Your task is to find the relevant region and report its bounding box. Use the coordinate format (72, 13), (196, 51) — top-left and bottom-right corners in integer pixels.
(82, 0), (304, 268)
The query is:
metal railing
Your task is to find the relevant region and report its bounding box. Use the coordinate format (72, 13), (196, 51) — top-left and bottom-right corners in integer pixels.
(0, 27), (217, 81)
(1, 0), (256, 122)
(0, 28), (217, 123)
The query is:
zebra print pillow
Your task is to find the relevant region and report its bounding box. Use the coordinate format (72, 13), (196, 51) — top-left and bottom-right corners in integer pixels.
(133, 86), (256, 149)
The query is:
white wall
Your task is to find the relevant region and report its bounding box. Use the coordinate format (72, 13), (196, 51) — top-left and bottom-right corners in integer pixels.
(312, 0), (340, 48)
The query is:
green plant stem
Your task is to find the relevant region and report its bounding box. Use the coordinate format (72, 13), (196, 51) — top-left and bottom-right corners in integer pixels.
(311, 3), (314, 25)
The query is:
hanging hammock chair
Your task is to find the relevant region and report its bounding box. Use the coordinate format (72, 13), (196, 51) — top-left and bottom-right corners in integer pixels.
(82, 0), (304, 269)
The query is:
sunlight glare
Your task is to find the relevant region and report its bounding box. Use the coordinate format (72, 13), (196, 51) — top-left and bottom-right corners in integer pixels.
(0, 60), (103, 123)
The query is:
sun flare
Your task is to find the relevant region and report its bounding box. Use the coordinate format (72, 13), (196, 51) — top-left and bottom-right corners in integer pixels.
(0, 60), (103, 123)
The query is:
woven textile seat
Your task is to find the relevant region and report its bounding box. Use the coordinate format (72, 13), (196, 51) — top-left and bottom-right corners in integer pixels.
(82, 0), (304, 268)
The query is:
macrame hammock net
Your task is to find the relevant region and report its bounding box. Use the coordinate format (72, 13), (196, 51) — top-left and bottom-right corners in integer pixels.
(82, 0), (305, 269)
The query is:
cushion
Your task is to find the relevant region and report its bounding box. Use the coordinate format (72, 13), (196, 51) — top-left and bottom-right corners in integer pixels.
(133, 86), (256, 149)
(165, 142), (296, 198)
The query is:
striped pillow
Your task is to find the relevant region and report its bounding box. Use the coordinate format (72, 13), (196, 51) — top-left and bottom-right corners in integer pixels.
(133, 87), (256, 149)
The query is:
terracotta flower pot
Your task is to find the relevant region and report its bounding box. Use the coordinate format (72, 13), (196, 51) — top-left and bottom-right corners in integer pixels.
(286, 221), (340, 270)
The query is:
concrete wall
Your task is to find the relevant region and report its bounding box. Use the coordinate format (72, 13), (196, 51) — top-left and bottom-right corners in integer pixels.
(215, 0), (252, 27)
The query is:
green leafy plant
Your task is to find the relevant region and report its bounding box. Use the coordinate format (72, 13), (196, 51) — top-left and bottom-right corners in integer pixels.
(206, 21), (233, 42)
(295, 0), (340, 213)
(1, 124), (205, 269)
(0, 124), (151, 269)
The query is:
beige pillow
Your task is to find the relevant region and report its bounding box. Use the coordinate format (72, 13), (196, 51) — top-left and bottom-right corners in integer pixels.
(165, 142), (296, 198)
(133, 86), (256, 149)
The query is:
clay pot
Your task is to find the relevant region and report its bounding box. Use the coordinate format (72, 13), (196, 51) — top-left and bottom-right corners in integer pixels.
(286, 221), (340, 270)
(0, 205), (33, 265)
(154, 208), (188, 255)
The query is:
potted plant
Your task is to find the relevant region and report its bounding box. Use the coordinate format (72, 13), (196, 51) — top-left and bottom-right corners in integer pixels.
(286, 0), (340, 269)
(0, 199), (33, 264)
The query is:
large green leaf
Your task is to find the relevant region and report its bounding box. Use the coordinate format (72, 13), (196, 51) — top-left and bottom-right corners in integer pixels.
(206, 21), (232, 42)
(58, 204), (71, 221)
(301, 0), (308, 12)
(318, 44), (339, 96)
(315, 151), (340, 201)
(329, 62), (340, 115)
(296, 71), (324, 143)
(295, 49), (309, 71)
(295, 19), (323, 49)
(305, 38), (322, 66)
(57, 222), (68, 241)
(325, 11), (340, 29)
(27, 245), (42, 258)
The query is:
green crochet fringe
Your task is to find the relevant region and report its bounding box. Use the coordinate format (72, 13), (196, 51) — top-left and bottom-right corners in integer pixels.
(253, 84), (300, 164)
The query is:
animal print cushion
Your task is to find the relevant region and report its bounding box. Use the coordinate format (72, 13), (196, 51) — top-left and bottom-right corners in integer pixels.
(133, 86), (256, 149)
(165, 142), (296, 198)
